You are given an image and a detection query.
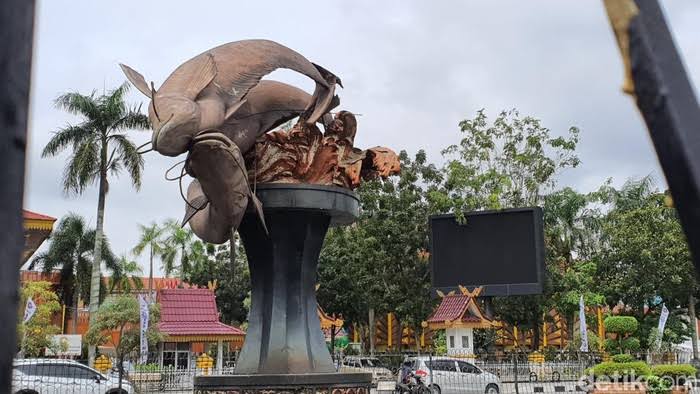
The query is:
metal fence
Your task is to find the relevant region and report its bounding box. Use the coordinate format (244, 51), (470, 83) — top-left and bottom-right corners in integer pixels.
(10, 350), (699, 393)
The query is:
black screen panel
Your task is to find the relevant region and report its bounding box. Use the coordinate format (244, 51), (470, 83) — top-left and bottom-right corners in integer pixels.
(429, 207), (544, 296)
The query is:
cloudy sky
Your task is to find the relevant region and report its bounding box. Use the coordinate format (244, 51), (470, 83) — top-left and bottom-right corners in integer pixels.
(24, 1), (700, 276)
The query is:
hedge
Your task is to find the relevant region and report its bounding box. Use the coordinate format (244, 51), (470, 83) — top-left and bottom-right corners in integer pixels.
(611, 354), (635, 363)
(604, 316), (639, 334)
(651, 364), (697, 379)
(592, 361), (651, 378)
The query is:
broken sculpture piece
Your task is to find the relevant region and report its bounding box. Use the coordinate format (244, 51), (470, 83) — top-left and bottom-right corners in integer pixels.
(120, 39), (398, 244)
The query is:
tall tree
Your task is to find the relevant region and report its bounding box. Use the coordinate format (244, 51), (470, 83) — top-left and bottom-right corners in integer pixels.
(30, 213), (117, 333)
(544, 188), (605, 342)
(42, 82), (150, 364)
(133, 222), (164, 301)
(431, 109), (580, 216)
(596, 177), (696, 348)
(160, 219), (194, 279)
(430, 109), (581, 349)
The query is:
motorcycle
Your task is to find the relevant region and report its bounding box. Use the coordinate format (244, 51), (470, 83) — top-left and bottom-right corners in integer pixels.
(396, 371), (432, 394)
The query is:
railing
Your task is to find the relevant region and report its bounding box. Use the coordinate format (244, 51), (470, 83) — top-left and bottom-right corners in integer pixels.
(11, 350), (699, 393)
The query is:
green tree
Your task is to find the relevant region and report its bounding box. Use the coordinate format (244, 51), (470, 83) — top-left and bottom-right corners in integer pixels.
(160, 219), (194, 279)
(185, 241), (251, 325)
(544, 188), (605, 345)
(430, 109), (579, 216)
(109, 255), (144, 294)
(132, 222), (165, 301)
(30, 213), (117, 333)
(596, 177), (696, 349)
(319, 150), (442, 351)
(42, 82), (150, 364)
(85, 295), (162, 387)
(18, 281), (62, 357)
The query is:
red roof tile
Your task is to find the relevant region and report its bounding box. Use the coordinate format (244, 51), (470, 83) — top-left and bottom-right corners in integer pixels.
(23, 210), (56, 221)
(427, 295), (470, 323)
(158, 288), (244, 336)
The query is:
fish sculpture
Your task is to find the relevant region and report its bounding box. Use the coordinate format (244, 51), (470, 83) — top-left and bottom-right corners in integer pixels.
(121, 40), (341, 243)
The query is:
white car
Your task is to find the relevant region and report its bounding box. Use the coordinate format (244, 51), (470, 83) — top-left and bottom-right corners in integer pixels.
(13, 358), (134, 394)
(339, 356), (394, 386)
(400, 356), (501, 394)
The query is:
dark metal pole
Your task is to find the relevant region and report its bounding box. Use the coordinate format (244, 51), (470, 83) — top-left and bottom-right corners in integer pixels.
(0, 1), (35, 391)
(604, 0), (700, 273)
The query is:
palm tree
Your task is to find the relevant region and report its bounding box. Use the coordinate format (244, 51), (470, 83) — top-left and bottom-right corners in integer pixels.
(160, 219), (194, 280)
(42, 82), (149, 365)
(30, 214), (117, 334)
(133, 223), (164, 301)
(109, 255), (144, 294)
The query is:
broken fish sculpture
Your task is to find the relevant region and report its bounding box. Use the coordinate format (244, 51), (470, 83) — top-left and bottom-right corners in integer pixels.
(121, 40), (341, 243)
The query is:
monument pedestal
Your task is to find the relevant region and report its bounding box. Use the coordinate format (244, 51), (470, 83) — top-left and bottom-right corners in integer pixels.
(194, 184), (371, 393)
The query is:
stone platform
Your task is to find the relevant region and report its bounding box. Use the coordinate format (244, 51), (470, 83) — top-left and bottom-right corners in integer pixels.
(193, 372), (372, 394)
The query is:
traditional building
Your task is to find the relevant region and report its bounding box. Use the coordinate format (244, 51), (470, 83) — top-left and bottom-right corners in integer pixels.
(157, 288), (245, 371)
(426, 286), (494, 357)
(22, 209), (56, 264)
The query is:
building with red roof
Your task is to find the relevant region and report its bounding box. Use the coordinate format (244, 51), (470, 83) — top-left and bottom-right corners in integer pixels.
(22, 209), (57, 264)
(426, 286), (493, 357)
(157, 288), (245, 370)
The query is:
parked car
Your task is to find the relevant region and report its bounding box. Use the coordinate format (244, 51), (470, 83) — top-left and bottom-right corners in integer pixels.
(13, 358), (134, 394)
(399, 356), (501, 394)
(339, 356), (394, 386)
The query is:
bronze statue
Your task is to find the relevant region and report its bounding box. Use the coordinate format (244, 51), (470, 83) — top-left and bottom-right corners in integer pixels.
(121, 39), (398, 244)
(122, 39), (398, 389)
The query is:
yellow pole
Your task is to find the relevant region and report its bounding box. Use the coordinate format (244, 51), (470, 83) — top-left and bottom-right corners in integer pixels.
(542, 321), (548, 348)
(387, 313), (393, 348)
(61, 305), (66, 334)
(421, 330), (425, 348)
(353, 323), (359, 343)
(513, 325), (519, 347)
(597, 307), (605, 351)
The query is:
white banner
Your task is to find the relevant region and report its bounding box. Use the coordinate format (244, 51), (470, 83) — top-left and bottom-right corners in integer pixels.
(139, 295), (149, 363)
(579, 295), (589, 352)
(657, 303), (670, 349)
(23, 298), (36, 323)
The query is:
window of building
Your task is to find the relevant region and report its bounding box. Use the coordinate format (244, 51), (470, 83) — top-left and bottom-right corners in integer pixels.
(461, 335), (469, 349)
(162, 342), (191, 369)
(449, 335), (455, 348)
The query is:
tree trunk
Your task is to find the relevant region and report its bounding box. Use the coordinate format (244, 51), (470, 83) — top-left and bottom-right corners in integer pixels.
(180, 244), (186, 283)
(369, 308), (375, 356)
(690, 294), (698, 360)
(148, 246), (153, 302)
(532, 315), (541, 351)
(568, 311), (576, 349)
(72, 288), (79, 334)
(88, 144), (108, 367)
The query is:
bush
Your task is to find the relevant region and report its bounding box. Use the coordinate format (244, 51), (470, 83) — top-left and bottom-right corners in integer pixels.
(591, 361), (651, 379)
(604, 316), (639, 334)
(651, 364), (697, 379)
(134, 363), (161, 373)
(646, 375), (672, 394)
(611, 354), (635, 363)
(621, 337), (641, 352)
